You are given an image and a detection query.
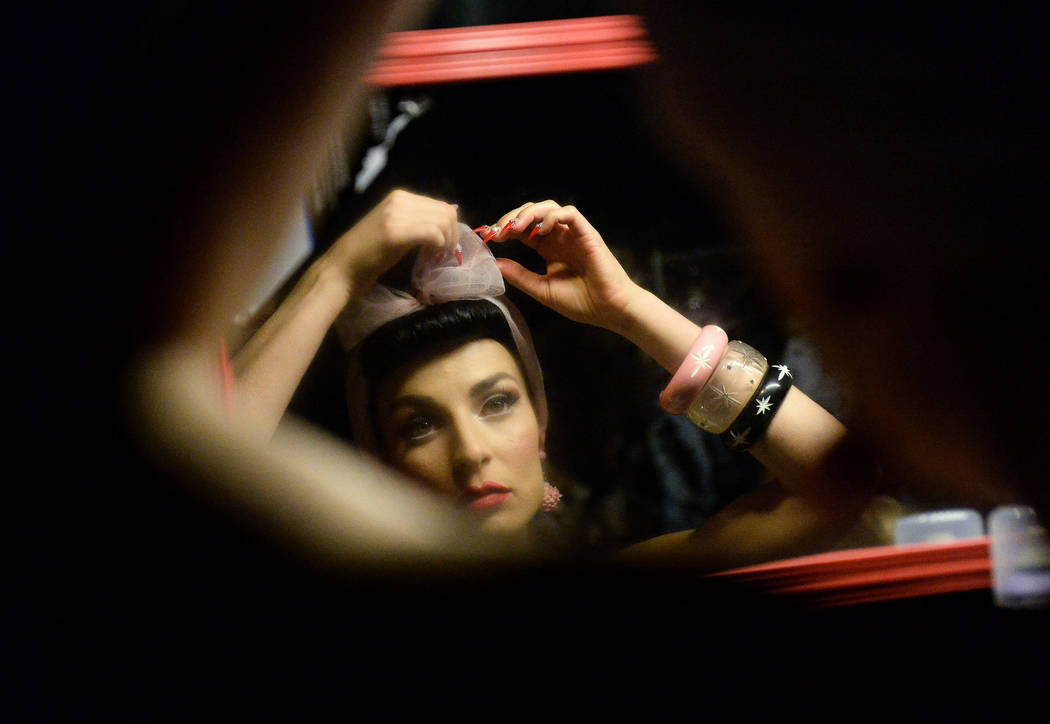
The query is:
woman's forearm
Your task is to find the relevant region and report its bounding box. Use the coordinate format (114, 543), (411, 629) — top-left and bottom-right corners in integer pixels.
(612, 282), (878, 499)
(230, 258), (350, 440)
(749, 386), (874, 497)
(613, 288), (876, 567)
(617, 478), (871, 570)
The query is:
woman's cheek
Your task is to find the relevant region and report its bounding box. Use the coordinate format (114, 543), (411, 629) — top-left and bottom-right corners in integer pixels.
(504, 416), (537, 458)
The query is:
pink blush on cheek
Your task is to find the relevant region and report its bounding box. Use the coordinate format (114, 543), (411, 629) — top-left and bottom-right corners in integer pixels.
(512, 430), (540, 462)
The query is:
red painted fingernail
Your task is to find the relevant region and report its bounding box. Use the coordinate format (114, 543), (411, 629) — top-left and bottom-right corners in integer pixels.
(482, 229), (497, 243)
(472, 225), (489, 234)
(455, 247), (463, 265)
(528, 225), (542, 241)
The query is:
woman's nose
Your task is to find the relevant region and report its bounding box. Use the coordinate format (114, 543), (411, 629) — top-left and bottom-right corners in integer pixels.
(449, 416), (491, 480)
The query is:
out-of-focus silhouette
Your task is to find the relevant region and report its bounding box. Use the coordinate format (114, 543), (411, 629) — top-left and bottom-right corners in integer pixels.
(643, 7), (1050, 521)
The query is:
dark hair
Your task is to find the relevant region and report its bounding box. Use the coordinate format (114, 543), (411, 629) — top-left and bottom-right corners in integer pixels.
(356, 299), (526, 446)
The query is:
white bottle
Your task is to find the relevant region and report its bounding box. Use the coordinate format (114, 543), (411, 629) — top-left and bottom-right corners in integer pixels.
(988, 505), (1050, 609)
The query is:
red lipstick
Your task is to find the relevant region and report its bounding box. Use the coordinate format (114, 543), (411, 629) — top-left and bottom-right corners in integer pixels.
(461, 481), (512, 511)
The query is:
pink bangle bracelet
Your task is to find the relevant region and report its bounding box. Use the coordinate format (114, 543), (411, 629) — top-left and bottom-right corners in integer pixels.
(659, 325), (729, 415)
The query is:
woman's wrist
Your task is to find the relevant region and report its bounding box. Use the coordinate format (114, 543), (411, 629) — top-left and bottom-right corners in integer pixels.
(611, 284), (701, 373)
(605, 282), (654, 338)
(295, 255), (355, 322)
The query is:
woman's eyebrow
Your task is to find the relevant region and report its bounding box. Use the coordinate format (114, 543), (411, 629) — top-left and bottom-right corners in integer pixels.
(469, 373), (514, 398)
(389, 394), (438, 411)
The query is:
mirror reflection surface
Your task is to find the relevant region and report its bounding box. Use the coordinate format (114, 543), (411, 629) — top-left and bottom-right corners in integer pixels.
(224, 30), (927, 568)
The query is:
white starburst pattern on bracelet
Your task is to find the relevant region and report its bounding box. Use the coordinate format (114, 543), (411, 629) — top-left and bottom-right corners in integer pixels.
(739, 347), (764, 369)
(689, 345), (715, 377)
(726, 428), (751, 449)
(755, 396), (773, 415)
(710, 383), (740, 409)
(773, 364), (792, 381)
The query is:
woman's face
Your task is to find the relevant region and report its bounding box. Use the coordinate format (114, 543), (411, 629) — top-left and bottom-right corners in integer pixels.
(375, 339), (545, 536)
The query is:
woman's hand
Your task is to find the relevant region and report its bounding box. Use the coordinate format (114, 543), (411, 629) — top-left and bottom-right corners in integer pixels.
(228, 190), (457, 440)
(486, 201), (641, 332)
(322, 189), (460, 301)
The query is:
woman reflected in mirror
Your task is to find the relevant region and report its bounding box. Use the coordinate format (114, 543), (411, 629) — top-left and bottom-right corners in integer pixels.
(230, 189), (885, 567)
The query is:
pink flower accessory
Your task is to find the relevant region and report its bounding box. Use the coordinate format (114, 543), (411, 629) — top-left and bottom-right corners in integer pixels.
(541, 481), (562, 512)
(334, 223), (548, 455)
(659, 325), (729, 415)
(335, 223), (506, 350)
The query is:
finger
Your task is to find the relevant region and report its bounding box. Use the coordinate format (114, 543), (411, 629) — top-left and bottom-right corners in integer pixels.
(534, 204), (597, 244)
(445, 203), (459, 252)
(528, 208), (561, 244)
(493, 203), (539, 240)
(471, 205), (524, 242)
(413, 197), (457, 245)
(497, 201), (561, 247)
(494, 257), (550, 303)
(531, 201), (581, 241)
(493, 202), (537, 231)
(492, 201), (561, 243)
(481, 225), (501, 244)
(401, 221), (447, 251)
(417, 202), (460, 252)
(387, 193), (457, 246)
(371, 221), (444, 277)
(516, 200), (561, 231)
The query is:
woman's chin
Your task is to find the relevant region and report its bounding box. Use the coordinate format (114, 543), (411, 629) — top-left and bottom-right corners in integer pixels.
(472, 507), (534, 541)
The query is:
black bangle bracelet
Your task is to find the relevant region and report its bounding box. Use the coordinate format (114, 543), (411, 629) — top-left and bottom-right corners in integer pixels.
(720, 363), (794, 451)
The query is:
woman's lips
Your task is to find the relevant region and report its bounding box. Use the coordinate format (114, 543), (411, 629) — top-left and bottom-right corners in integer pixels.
(462, 481), (512, 511)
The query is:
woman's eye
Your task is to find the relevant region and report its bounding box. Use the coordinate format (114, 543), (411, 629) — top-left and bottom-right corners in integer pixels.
(398, 416), (435, 442)
(480, 392), (518, 417)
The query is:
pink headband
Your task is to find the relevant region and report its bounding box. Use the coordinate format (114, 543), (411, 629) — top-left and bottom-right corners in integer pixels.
(334, 223), (548, 455)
